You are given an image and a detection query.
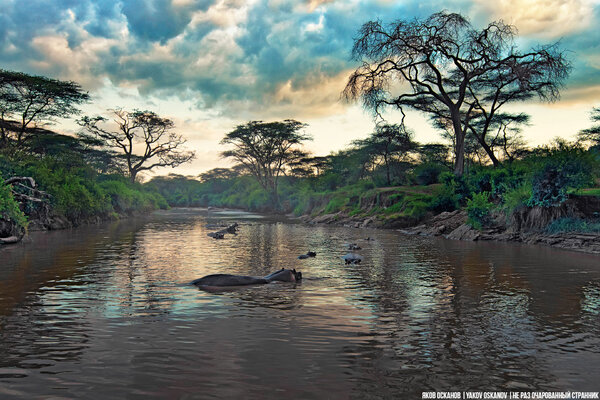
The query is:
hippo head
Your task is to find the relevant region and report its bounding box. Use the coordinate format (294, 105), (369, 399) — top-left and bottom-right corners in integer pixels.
(292, 269), (302, 281)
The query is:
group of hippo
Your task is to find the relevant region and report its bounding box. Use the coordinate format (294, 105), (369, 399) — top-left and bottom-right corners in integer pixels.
(193, 222), (371, 289)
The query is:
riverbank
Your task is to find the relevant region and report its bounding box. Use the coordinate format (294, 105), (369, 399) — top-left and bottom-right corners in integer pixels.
(300, 194), (600, 255)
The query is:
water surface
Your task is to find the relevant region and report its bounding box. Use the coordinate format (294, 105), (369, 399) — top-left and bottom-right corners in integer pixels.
(0, 208), (599, 399)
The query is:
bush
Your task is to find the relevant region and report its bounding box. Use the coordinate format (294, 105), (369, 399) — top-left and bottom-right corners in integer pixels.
(0, 174), (28, 233)
(466, 192), (494, 230)
(528, 147), (594, 207)
(428, 184), (459, 213)
(414, 163), (445, 185)
(546, 217), (600, 234)
(439, 171), (470, 206)
(501, 184), (532, 214)
(324, 196), (347, 214)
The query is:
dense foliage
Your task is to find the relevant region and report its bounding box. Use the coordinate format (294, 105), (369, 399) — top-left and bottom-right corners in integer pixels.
(0, 172), (28, 234)
(147, 137), (600, 234)
(0, 131), (168, 231)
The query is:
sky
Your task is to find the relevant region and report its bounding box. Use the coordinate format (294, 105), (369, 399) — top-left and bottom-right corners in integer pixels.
(1, 0), (600, 179)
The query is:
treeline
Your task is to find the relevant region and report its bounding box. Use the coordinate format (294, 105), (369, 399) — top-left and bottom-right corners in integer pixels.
(148, 133), (600, 233)
(0, 130), (170, 239)
(0, 69), (193, 240)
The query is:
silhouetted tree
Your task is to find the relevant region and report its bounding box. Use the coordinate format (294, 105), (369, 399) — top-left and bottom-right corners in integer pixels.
(353, 124), (417, 185)
(578, 107), (600, 149)
(220, 120), (310, 207)
(0, 69), (89, 146)
(344, 11), (570, 176)
(79, 109), (195, 183)
(417, 143), (451, 166)
(199, 165), (246, 182)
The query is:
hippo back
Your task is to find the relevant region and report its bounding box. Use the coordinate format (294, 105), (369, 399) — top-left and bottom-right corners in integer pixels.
(191, 274), (268, 287)
(263, 268), (302, 282)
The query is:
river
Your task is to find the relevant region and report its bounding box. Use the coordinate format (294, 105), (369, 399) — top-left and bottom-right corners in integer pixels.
(0, 208), (598, 399)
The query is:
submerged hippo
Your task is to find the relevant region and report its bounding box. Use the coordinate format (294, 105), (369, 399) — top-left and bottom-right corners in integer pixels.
(192, 268), (302, 288)
(297, 251), (317, 259)
(342, 253), (363, 264)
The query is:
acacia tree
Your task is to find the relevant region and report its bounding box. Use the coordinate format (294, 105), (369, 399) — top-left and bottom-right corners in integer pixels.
(344, 11), (570, 175)
(353, 124), (417, 185)
(0, 69), (89, 146)
(79, 109), (195, 183)
(578, 107), (600, 149)
(220, 120), (310, 207)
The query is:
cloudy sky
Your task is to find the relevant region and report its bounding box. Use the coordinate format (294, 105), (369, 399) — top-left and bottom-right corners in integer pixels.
(1, 0), (600, 178)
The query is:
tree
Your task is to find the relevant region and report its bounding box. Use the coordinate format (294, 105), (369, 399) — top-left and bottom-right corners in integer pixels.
(220, 120), (310, 207)
(0, 69), (90, 146)
(578, 107), (600, 149)
(417, 143), (451, 166)
(79, 109), (195, 183)
(353, 123), (417, 185)
(344, 11), (570, 176)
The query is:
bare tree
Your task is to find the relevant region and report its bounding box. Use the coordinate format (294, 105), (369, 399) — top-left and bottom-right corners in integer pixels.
(344, 11), (570, 175)
(220, 120), (310, 207)
(79, 109), (195, 183)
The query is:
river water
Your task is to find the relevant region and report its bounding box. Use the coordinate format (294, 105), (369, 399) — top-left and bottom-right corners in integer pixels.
(0, 208), (598, 399)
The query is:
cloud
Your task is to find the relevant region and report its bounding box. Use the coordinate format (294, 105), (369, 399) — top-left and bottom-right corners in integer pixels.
(1, 0), (599, 123)
(121, 0), (213, 44)
(473, 0), (594, 38)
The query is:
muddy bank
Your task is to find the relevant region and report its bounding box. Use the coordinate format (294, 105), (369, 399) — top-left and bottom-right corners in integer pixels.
(302, 195), (600, 255)
(401, 210), (600, 255)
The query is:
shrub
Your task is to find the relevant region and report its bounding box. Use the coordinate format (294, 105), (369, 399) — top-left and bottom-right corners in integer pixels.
(501, 183), (532, 214)
(324, 196), (347, 214)
(546, 217), (600, 234)
(0, 174), (28, 233)
(414, 163), (445, 185)
(466, 192), (494, 230)
(528, 148), (594, 207)
(439, 171), (470, 205)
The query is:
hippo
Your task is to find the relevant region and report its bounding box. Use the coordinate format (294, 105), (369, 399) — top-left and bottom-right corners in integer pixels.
(342, 253), (363, 264)
(192, 268), (302, 288)
(346, 243), (361, 250)
(297, 251), (316, 259)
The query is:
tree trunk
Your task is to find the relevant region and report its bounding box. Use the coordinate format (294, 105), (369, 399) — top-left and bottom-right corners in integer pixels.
(452, 117), (466, 176)
(384, 154), (391, 186)
(478, 137), (501, 168)
(130, 170), (137, 184)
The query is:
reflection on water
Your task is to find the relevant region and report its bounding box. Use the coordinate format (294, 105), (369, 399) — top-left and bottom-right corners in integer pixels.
(0, 208), (599, 398)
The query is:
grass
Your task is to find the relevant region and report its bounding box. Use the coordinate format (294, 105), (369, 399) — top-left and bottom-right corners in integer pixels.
(576, 188), (600, 196)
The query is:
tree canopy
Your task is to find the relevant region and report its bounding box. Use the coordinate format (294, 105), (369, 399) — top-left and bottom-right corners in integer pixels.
(0, 69), (90, 146)
(344, 11), (570, 175)
(220, 120), (310, 207)
(578, 107), (600, 149)
(79, 109), (195, 182)
(353, 123), (417, 185)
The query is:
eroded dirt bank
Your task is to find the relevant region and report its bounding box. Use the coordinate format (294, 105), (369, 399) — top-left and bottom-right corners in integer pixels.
(301, 195), (600, 255)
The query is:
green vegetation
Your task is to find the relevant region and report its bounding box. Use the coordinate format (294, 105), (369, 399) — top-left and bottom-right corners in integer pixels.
(0, 69), (196, 237)
(0, 173), (28, 234)
(0, 147), (169, 230)
(466, 192), (493, 230)
(146, 136), (600, 235)
(546, 218), (600, 234)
